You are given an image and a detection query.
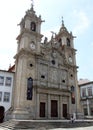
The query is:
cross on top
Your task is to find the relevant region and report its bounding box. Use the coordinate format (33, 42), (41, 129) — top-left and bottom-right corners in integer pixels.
(31, 0), (34, 6)
(62, 16), (64, 26)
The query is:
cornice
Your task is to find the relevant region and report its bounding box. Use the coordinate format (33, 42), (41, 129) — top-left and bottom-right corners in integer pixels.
(14, 48), (41, 60)
(16, 28), (43, 41)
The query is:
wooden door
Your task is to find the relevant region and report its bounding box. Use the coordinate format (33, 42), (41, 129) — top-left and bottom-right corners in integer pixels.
(51, 100), (58, 117)
(40, 102), (45, 117)
(0, 106), (5, 123)
(63, 104), (67, 118)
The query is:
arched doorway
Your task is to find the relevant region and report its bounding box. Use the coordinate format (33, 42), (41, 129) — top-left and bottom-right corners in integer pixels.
(0, 106), (5, 123)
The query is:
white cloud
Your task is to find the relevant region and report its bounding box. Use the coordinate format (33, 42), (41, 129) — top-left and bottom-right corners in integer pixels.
(0, 53), (15, 70)
(72, 10), (90, 35)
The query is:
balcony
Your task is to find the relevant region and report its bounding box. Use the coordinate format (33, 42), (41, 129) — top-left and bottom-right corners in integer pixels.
(81, 95), (93, 100)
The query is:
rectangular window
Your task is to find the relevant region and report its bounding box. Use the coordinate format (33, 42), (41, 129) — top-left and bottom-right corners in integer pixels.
(0, 92), (2, 101)
(82, 88), (86, 97)
(84, 108), (88, 116)
(90, 108), (93, 116)
(3, 92), (10, 102)
(0, 76), (4, 85)
(5, 77), (12, 86)
(88, 87), (92, 96)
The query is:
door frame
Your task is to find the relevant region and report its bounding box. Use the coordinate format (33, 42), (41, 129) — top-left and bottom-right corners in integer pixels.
(51, 100), (58, 117)
(63, 104), (67, 118)
(40, 102), (46, 117)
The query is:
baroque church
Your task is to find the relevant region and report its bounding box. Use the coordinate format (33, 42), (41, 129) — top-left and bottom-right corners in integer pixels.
(7, 3), (80, 120)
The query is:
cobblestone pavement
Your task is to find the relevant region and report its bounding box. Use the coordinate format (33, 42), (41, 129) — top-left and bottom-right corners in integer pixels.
(48, 126), (93, 130)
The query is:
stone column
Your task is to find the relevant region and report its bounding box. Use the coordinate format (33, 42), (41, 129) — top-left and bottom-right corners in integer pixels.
(34, 87), (37, 119)
(48, 94), (51, 119)
(68, 95), (71, 118)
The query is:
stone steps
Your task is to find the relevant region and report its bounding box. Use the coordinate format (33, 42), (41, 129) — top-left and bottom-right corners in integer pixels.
(0, 120), (19, 129)
(0, 120), (66, 130)
(0, 120), (93, 130)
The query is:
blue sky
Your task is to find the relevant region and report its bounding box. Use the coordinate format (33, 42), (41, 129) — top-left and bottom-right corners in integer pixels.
(0, 0), (93, 81)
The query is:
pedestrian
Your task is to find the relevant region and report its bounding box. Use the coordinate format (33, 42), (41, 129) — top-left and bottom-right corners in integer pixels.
(71, 115), (74, 123)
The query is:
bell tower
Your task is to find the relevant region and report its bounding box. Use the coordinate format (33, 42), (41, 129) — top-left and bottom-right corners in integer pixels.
(17, 2), (43, 54)
(56, 18), (80, 117)
(12, 2), (44, 119)
(59, 18), (76, 63)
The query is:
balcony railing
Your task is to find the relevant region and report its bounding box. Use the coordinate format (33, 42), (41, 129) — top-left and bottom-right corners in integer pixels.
(81, 95), (93, 100)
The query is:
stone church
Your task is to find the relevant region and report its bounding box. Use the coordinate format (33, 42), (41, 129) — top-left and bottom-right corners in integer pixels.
(8, 3), (80, 120)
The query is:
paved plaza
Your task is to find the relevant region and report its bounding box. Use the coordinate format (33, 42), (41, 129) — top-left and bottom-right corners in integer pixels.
(0, 126), (93, 130)
(49, 127), (93, 130)
(0, 119), (93, 130)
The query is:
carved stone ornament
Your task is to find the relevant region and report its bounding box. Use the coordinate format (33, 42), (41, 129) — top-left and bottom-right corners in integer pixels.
(27, 60), (35, 70)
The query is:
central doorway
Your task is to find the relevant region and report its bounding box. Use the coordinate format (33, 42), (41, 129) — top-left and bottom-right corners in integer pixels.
(63, 104), (67, 118)
(40, 102), (45, 117)
(51, 100), (58, 117)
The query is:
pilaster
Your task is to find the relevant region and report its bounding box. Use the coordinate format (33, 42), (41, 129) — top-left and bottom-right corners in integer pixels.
(36, 93), (40, 118)
(48, 94), (51, 119)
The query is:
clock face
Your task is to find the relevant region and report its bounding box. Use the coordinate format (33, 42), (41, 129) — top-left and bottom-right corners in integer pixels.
(30, 42), (35, 50)
(69, 56), (72, 63)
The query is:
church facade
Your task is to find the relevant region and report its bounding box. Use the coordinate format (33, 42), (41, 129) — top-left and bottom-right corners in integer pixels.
(9, 4), (80, 120)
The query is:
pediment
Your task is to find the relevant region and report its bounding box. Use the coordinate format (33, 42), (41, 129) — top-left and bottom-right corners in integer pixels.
(41, 45), (66, 66)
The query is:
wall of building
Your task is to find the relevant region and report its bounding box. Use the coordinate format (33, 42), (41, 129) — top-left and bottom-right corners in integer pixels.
(80, 82), (93, 117)
(0, 70), (14, 112)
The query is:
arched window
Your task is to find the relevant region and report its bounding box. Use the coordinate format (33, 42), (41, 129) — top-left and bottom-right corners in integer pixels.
(27, 77), (33, 100)
(30, 22), (36, 31)
(71, 86), (75, 92)
(67, 38), (70, 46)
(71, 93), (75, 104)
(58, 38), (62, 45)
(71, 86), (75, 104)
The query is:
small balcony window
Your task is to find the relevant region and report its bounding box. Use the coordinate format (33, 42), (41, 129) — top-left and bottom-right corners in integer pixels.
(0, 92), (2, 101)
(82, 88), (86, 97)
(3, 92), (10, 102)
(0, 76), (4, 86)
(5, 77), (12, 86)
(88, 87), (92, 96)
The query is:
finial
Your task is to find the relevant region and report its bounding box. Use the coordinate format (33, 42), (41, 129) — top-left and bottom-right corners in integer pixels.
(31, 0), (34, 9)
(62, 16), (64, 27)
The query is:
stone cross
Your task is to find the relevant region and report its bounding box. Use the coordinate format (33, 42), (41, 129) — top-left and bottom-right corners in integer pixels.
(31, 0), (34, 6)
